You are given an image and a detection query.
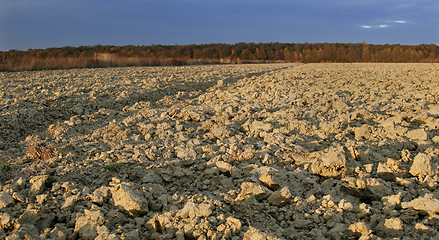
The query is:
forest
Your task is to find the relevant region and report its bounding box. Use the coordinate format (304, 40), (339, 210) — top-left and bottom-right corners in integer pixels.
(1, 42), (438, 71)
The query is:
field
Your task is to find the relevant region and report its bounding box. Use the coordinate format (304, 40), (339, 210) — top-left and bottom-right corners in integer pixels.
(1, 63), (439, 239)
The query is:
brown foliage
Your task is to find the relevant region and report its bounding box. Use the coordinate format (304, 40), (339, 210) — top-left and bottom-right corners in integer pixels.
(1, 43), (438, 71)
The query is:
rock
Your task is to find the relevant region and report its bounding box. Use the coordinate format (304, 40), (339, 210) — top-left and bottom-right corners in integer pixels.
(141, 172), (163, 184)
(175, 147), (197, 160)
(409, 153), (435, 177)
(110, 182), (148, 215)
(378, 218), (403, 237)
(250, 121), (273, 132)
(311, 150), (347, 178)
(414, 223), (434, 235)
(406, 129), (428, 141)
(236, 182), (271, 201)
(0, 192), (14, 209)
(0, 212), (13, 230)
(176, 200), (213, 218)
(427, 104), (439, 117)
(382, 192), (402, 207)
(216, 161), (233, 173)
(338, 199), (354, 212)
(29, 175), (50, 195)
(258, 173), (280, 190)
(74, 209), (107, 240)
(376, 158), (405, 180)
(61, 195), (79, 210)
(44, 224), (72, 240)
(348, 222), (372, 237)
(211, 126), (231, 140)
(401, 194), (439, 215)
(341, 177), (392, 201)
(17, 208), (54, 230)
(89, 186), (110, 205)
(216, 216), (242, 235)
(267, 187), (292, 206)
(243, 226), (280, 240)
(225, 216), (241, 233)
(354, 125), (371, 140)
(250, 166), (281, 190)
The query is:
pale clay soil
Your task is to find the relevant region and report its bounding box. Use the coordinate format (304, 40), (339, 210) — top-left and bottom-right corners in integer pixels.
(1, 63), (439, 240)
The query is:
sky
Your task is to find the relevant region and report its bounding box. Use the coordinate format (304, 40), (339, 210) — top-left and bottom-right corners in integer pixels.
(0, 0), (438, 51)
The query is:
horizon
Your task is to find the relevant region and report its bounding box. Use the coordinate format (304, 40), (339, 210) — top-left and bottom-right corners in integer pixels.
(1, 0), (438, 51)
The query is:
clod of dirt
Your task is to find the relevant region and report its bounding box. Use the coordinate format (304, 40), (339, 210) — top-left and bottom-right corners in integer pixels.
(110, 182), (148, 215)
(311, 150), (347, 178)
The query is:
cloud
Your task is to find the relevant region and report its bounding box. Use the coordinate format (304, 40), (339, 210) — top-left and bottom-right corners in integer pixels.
(386, 20), (408, 24)
(361, 24), (389, 29)
(361, 19), (412, 29)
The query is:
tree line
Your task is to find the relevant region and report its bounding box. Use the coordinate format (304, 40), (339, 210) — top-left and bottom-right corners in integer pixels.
(1, 42), (438, 71)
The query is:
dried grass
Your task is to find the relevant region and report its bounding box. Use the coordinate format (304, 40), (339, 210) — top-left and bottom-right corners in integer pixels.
(26, 141), (59, 160)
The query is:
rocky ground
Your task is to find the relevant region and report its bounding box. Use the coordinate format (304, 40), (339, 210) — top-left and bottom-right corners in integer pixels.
(1, 63), (439, 239)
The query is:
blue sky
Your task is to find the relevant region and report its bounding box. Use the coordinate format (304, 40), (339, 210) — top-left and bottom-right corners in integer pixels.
(0, 0), (438, 51)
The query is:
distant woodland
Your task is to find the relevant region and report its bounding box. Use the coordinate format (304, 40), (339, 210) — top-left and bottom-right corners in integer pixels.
(1, 42), (439, 71)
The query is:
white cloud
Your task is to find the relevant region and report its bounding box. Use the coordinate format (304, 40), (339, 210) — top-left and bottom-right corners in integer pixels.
(361, 24), (389, 29)
(386, 20), (408, 24)
(361, 19), (413, 29)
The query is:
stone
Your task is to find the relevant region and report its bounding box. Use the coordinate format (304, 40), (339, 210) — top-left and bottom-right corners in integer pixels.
(410, 153), (435, 177)
(311, 150), (347, 178)
(250, 166), (281, 190)
(0, 192), (14, 209)
(258, 173), (279, 190)
(354, 125), (371, 140)
(110, 182), (148, 215)
(216, 161), (233, 173)
(225, 216), (241, 233)
(141, 172), (163, 184)
(341, 177), (391, 201)
(406, 129), (428, 141)
(45, 224), (71, 240)
(211, 126), (230, 140)
(338, 199), (354, 212)
(175, 147), (197, 160)
(414, 223), (433, 235)
(267, 187), (292, 206)
(427, 104), (439, 117)
(29, 175), (49, 195)
(74, 209), (106, 240)
(348, 222), (372, 237)
(379, 218), (403, 237)
(243, 226), (280, 240)
(250, 121), (273, 132)
(176, 200), (212, 218)
(401, 194), (439, 215)
(377, 158), (405, 180)
(382, 193), (402, 207)
(61, 195), (79, 210)
(237, 182), (271, 201)
(89, 186), (110, 205)
(17, 208), (55, 231)
(0, 212), (13, 230)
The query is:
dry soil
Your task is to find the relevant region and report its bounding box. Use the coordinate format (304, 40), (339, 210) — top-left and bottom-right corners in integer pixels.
(1, 63), (439, 239)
